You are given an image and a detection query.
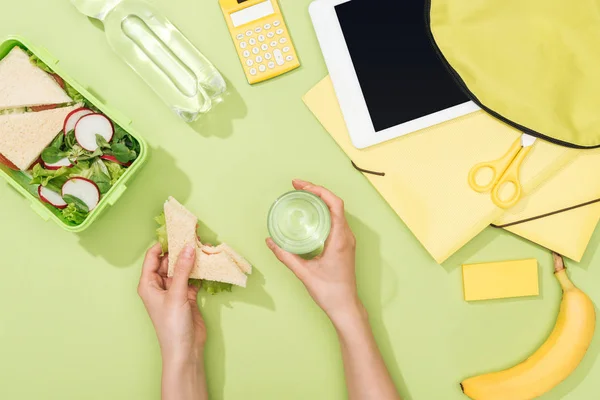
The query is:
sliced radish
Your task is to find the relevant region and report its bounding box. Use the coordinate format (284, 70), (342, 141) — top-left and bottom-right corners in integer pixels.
(101, 154), (132, 167)
(63, 107), (94, 134)
(74, 113), (114, 151)
(38, 186), (67, 209)
(42, 157), (73, 170)
(62, 177), (100, 211)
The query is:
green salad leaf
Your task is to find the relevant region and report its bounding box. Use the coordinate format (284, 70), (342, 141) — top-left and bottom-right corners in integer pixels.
(28, 53), (53, 74)
(31, 163), (72, 190)
(111, 142), (137, 164)
(155, 212), (169, 254)
(202, 281), (233, 295)
(62, 203), (88, 225)
(96, 134), (111, 150)
(153, 213), (233, 295)
(105, 161), (125, 185)
(62, 194), (89, 213)
(64, 82), (85, 104)
(41, 147), (64, 164)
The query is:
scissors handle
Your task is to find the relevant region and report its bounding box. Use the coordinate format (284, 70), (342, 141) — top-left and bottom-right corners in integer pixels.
(491, 146), (533, 209)
(468, 138), (523, 193)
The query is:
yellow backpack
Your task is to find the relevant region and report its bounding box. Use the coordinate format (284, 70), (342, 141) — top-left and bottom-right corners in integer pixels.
(427, 0), (600, 148)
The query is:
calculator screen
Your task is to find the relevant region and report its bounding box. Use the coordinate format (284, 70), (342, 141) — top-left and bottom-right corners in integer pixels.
(231, 1), (275, 27)
(335, 0), (470, 133)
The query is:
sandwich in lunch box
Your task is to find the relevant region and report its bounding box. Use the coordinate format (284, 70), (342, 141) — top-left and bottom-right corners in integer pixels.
(156, 197), (253, 294)
(0, 46), (141, 225)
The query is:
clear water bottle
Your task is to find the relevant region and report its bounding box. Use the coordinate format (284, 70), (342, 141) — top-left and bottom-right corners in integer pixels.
(71, 0), (227, 122)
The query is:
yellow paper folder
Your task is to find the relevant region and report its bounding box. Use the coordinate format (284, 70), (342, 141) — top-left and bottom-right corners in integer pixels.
(494, 149), (600, 261)
(303, 77), (576, 263)
(462, 259), (539, 301)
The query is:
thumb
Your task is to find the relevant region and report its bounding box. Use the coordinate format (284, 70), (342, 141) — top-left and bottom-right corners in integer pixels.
(266, 238), (306, 280)
(170, 244), (196, 297)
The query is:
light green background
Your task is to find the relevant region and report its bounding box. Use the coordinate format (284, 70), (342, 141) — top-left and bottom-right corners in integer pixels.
(0, 1), (599, 399)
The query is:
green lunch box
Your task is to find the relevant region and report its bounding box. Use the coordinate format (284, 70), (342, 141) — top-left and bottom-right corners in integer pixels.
(0, 36), (148, 233)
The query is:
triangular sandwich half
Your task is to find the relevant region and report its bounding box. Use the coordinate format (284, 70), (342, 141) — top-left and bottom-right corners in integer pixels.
(0, 47), (72, 110)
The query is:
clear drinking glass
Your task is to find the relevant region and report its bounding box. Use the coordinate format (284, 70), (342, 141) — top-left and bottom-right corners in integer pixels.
(268, 190), (331, 258)
(71, 0), (227, 122)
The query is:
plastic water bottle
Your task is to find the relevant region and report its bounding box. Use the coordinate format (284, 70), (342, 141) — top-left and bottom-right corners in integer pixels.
(71, 0), (227, 122)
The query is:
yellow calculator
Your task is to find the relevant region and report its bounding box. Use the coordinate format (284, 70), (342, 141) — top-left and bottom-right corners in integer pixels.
(219, 0), (300, 84)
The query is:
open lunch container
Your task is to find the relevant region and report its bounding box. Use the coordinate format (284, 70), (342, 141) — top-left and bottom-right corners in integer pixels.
(0, 36), (148, 233)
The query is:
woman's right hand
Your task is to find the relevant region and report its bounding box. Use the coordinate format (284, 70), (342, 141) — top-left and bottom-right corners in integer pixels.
(266, 179), (364, 327)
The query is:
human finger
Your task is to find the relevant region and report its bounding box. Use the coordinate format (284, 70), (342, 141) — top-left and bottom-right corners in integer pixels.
(266, 238), (307, 280)
(170, 245), (196, 298)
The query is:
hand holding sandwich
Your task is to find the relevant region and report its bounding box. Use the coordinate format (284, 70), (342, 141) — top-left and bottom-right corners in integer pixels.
(267, 179), (401, 400)
(138, 243), (208, 400)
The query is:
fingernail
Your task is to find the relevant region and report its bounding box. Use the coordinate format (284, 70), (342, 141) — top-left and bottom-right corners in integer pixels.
(182, 244), (195, 259)
(265, 238), (274, 249)
(293, 179), (310, 188)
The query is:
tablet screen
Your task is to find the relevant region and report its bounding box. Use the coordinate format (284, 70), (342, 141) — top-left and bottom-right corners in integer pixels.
(335, 0), (469, 132)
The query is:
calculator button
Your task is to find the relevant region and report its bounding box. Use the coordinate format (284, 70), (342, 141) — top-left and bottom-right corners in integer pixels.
(283, 46), (290, 53)
(239, 41), (247, 49)
(285, 55), (294, 62)
(252, 47), (260, 54)
(249, 38), (257, 45)
(258, 34), (265, 42)
(270, 41), (278, 47)
(256, 56), (263, 63)
(264, 52), (272, 60)
(274, 49), (285, 66)
(255, 27), (262, 33)
(259, 65), (266, 72)
(261, 44), (269, 51)
(250, 68), (257, 76)
(243, 50), (250, 58)
(246, 59), (254, 66)
(246, 30), (253, 36)
(264, 23), (272, 30)
(276, 28), (284, 35)
(267, 32), (274, 38)
(279, 38), (287, 44)
(268, 61), (275, 69)
(273, 20), (281, 27)
(236, 33), (244, 40)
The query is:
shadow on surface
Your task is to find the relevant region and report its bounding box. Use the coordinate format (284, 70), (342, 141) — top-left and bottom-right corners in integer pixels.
(198, 218), (275, 399)
(441, 227), (499, 273)
(78, 147), (192, 267)
(576, 224), (600, 269)
(188, 76), (247, 138)
(349, 214), (413, 400)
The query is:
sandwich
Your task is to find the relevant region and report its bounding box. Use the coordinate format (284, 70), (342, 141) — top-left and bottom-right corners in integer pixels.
(156, 197), (252, 294)
(0, 47), (72, 111)
(0, 103), (83, 170)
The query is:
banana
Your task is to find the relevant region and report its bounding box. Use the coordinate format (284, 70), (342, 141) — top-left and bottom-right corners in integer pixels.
(461, 253), (596, 400)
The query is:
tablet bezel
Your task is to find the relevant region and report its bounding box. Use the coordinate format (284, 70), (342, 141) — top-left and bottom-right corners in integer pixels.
(309, 0), (480, 149)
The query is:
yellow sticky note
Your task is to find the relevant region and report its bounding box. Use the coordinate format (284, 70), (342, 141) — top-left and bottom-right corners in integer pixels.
(462, 259), (539, 301)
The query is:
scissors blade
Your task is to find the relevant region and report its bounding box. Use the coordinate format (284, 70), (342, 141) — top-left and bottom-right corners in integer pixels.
(521, 134), (537, 147)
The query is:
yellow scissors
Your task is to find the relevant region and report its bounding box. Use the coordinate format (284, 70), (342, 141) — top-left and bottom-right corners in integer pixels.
(468, 133), (537, 209)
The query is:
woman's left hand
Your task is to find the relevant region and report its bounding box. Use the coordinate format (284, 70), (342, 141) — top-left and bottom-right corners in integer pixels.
(138, 243), (207, 366)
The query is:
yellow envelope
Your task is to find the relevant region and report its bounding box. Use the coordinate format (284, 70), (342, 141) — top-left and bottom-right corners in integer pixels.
(494, 149), (600, 261)
(303, 77), (576, 263)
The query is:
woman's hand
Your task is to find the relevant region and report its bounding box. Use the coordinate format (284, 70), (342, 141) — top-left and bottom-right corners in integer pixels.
(138, 243), (206, 366)
(266, 179), (364, 327)
(267, 180), (402, 400)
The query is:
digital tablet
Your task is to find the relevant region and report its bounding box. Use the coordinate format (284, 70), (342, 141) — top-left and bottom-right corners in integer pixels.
(309, 0), (479, 149)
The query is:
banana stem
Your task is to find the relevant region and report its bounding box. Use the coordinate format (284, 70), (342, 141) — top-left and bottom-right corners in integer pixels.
(553, 252), (565, 273)
(553, 252), (575, 291)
